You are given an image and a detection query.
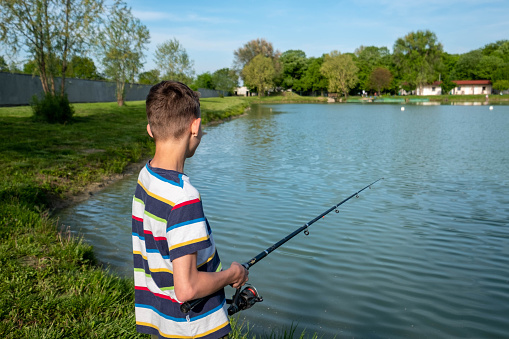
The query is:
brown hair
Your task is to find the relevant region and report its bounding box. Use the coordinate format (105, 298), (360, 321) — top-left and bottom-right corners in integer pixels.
(146, 81), (200, 141)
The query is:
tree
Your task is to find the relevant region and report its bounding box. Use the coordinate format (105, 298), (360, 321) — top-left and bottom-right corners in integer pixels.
(97, 0), (150, 106)
(154, 38), (195, 85)
(368, 67), (393, 94)
(138, 69), (160, 85)
(452, 50), (483, 80)
(354, 46), (391, 90)
(0, 0), (103, 96)
(67, 55), (102, 80)
(493, 80), (509, 92)
(320, 51), (358, 97)
(242, 54), (275, 97)
(300, 56), (328, 95)
(279, 49), (307, 90)
(233, 38), (279, 70)
(440, 77), (456, 95)
(393, 30), (443, 94)
(233, 38), (281, 84)
(212, 68), (238, 95)
(194, 72), (214, 89)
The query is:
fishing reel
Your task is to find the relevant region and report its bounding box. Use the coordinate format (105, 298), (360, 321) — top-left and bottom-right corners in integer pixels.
(227, 284), (263, 315)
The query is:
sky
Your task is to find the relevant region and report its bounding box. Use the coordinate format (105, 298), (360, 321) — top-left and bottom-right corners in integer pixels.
(126, 0), (509, 75)
(3, 0), (506, 75)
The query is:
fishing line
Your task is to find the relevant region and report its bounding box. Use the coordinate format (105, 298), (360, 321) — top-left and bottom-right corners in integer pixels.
(181, 177), (384, 314)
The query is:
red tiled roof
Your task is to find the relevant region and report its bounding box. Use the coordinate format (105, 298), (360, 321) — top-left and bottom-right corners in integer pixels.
(431, 80), (491, 86)
(452, 80), (491, 85)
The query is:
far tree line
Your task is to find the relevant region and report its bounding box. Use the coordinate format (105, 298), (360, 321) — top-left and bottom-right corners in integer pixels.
(1, 0), (509, 106)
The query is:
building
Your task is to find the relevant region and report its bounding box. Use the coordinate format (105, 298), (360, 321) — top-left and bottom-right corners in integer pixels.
(413, 80), (492, 96)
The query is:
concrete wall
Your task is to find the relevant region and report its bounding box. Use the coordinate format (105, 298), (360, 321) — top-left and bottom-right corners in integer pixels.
(0, 72), (224, 106)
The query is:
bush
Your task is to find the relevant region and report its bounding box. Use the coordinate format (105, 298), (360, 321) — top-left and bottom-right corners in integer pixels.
(31, 93), (75, 123)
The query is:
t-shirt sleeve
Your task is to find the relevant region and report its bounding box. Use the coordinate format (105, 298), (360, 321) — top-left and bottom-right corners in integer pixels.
(166, 195), (212, 261)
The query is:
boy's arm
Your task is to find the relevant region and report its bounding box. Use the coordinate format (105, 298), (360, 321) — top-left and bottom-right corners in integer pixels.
(172, 253), (248, 302)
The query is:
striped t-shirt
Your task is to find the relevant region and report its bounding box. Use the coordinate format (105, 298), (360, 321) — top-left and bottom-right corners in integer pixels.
(132, 162), (230, 339)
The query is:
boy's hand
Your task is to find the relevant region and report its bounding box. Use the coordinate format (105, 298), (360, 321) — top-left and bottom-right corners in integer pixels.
(229, 262), (249, 289)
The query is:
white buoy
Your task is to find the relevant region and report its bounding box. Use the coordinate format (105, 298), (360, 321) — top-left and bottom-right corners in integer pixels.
(401, 107), (405, 111)
(489, 106), (494, 110)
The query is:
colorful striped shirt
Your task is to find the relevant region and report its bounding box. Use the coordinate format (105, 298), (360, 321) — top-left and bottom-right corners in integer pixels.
(132, 162), (230, 339)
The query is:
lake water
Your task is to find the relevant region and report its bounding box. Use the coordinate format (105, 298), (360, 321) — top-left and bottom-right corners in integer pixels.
(57, 103), (509, 338)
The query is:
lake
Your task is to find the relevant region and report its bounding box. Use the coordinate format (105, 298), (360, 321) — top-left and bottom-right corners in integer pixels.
(57, 102), (509, 338)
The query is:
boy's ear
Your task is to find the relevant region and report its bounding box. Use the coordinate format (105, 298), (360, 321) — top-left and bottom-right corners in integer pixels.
(190, 118), (201, 136)
(147, 124), (154, 138)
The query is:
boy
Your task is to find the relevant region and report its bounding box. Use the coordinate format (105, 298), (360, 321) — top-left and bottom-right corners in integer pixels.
(132, 81), (249, 339)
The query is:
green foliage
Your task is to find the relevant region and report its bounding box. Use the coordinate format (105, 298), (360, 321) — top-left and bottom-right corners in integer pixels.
(98, 0), (150, 106)
(138, 69), (160, 85)
(154, 38), (195, 85)
(368, 67), (393, 94)
(393, 30), (443, 92)
(440, 77), (456, 95)
(354, 46), (391, 90)
(452, 50), (483, 80)
(30, 93), (75, 124)
(234, 38), (279, 71)
(299, 56), (328, 94)
(242, 54), (276, 97)
(67, 55), (103, 80)
(493, 80), (509, 91)
(195, 72), (214, 89)
(279, 49), (308, 90)
(321, 51), (358, 96)
(212, 68), (239, 94)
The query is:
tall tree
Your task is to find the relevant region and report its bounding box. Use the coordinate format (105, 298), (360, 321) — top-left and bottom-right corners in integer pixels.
(279, 49), (307, 90)
(154, 38), (195, 85)
(393, 30), (443, 94)
(212, 68), (238, 95)
(368, 67), (393, 94)
(451, 50), (482, 80)
(233, 38), (281, 84)
(67, 55), (102, 80)
(300, 56), (328, 95)
(97, 0), (149, 106)
(320, 51), (358, 97)
(0, 0), (103, 96)
(242, 54), (275, 97)
(354, 46), (391, 90)
(233, 38), (279, 70)
(138, 69), (160, 85)
(194, 72), (214, 89)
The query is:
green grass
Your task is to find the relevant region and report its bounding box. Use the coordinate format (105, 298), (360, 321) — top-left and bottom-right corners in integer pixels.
(246, 92), (328, 103)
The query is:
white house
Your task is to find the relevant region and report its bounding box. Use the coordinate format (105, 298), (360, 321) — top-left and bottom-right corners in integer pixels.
(415, 80), (492, 96)
(235, 86), (252, 96)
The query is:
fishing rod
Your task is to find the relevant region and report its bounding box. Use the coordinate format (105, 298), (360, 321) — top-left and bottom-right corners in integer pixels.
(180, 177), (384, 315)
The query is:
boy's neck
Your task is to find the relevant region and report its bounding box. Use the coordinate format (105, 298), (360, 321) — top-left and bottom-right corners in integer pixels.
(150, 138), (188, 173)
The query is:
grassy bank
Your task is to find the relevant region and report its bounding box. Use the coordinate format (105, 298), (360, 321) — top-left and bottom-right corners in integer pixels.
(246, 92), (328, 103)
(0, 97), (253, 338)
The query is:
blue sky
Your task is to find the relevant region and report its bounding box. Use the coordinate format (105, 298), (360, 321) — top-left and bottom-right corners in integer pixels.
(127, 0), (509, 75)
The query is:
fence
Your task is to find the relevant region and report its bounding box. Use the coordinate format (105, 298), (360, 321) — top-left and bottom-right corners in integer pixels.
(0, 72), (225, 106)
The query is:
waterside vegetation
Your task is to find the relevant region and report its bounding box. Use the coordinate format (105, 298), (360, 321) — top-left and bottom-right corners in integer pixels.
(0, 97), (253, 338)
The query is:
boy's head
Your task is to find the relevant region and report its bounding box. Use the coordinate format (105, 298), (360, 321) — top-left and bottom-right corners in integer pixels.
(146, 81), (201, 141)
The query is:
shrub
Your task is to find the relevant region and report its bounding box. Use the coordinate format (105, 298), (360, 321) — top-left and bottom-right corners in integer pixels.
(31, 93), (75, 124)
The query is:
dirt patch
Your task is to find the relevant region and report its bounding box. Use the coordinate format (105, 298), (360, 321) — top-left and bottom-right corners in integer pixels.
(49, 158), (148, 212)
